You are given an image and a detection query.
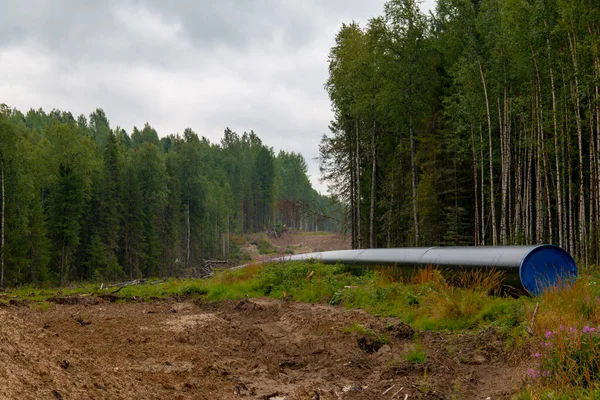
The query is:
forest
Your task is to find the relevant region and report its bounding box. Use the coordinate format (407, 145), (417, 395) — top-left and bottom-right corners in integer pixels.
(320, 0), (600, 264)
(0, 105), (339, 287)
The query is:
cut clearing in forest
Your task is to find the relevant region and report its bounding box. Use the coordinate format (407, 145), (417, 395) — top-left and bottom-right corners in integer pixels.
(1, 233), (599, 399)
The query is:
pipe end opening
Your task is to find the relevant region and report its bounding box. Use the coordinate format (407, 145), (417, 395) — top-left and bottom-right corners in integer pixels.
(520, 245), (578, 295)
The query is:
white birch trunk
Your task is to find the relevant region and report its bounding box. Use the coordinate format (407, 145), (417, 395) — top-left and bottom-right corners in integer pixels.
(479, 61), (497, 245)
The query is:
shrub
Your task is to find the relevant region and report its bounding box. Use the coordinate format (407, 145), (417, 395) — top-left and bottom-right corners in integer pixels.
(256, 239), (276, 255)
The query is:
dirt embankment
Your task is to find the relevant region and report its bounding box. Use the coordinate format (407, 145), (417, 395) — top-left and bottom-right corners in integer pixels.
(2, 296), (526, 400)
(241, 232), (352, 263)
(269, 232), (352, 254)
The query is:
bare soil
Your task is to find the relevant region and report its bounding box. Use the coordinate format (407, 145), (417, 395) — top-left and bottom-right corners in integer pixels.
(269, 232), (352, 254)
(242, 232), (352, 263)
(0, 234), (527, 399)
(0, 297), (526, 400)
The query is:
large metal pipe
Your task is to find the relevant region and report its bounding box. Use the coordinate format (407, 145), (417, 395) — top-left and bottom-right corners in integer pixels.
(279, 245), (578, 295)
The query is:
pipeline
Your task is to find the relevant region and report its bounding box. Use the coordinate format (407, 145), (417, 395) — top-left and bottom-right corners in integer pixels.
(278, 245), (578, 295)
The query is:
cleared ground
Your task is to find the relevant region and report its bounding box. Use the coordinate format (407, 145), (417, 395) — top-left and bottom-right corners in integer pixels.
(3, 297), (526, 400)
(0, 233), (527, 399)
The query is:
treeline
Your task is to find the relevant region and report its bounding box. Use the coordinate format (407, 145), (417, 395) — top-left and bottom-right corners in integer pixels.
(0, 105), (339, 286)
(321, 0), (600, 263)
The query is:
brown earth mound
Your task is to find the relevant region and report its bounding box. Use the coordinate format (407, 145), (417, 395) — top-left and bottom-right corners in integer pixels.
(269, 232), (352, 255)
(3, 297), (527, 399)
(242, 232), (352, 263)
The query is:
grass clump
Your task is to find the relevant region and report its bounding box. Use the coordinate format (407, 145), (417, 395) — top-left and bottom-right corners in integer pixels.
(256, 261), (355, 303)
(180, 285), (208, 296)
(343, 323), (391, 353)
(405, 343), (427, 364)
(30, 301), (51, 312)
(343, 322), (373, 336)
(256, 239), (276, 255)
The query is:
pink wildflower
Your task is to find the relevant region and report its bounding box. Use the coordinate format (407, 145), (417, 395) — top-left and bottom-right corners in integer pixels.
(527, 368), (539, 378)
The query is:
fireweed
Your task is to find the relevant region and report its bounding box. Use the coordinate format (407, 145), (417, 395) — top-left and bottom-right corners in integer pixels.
(530, 325), (600, 389)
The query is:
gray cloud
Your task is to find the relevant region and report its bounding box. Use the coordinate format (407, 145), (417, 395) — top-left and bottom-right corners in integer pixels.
(0, 0), (435, 193)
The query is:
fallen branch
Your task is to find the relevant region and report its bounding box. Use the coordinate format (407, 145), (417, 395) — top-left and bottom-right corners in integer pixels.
(102, 279), (147, 293)
(527, 302), (540, 336)
(382, 385), (395, 395)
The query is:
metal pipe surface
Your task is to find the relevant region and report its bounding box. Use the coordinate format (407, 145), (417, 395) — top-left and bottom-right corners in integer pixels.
(278, 245), (577, 295)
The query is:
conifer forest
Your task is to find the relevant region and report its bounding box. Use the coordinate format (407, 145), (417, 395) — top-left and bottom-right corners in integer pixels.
(320, 0), (600, 264)
(2, 0), (600, 287)
(0, 106), (338, 286)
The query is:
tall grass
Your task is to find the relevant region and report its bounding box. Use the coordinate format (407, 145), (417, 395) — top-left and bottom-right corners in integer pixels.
(424, 268), (504, 326)
(521, 267), (600, 397)
(3, 262), (520, 334)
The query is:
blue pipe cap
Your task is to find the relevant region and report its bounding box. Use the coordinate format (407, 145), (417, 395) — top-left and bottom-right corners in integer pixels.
(520, 245), (578, 295)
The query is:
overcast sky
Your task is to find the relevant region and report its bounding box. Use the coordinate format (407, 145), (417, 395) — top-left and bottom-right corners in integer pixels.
(0, 0), (435, 193)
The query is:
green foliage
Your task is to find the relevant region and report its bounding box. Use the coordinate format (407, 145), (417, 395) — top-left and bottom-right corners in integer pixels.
(404, 339), (427, 364)
(89, 109), (111, 151)
(0, 104), (336, 288)
(322, 0), (600, 260)
(30, 301), (51, 312)
(255, 239), (275, 255)
(343, 323), (371, 335)
(236, 261), (524, 332)
(180, 284), (208, 296)
(259, 262), (363, 304)
(343, 322), (391, 351)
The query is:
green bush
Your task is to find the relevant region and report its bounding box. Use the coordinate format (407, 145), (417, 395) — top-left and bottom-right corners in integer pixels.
(256, 239), (276, 255)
